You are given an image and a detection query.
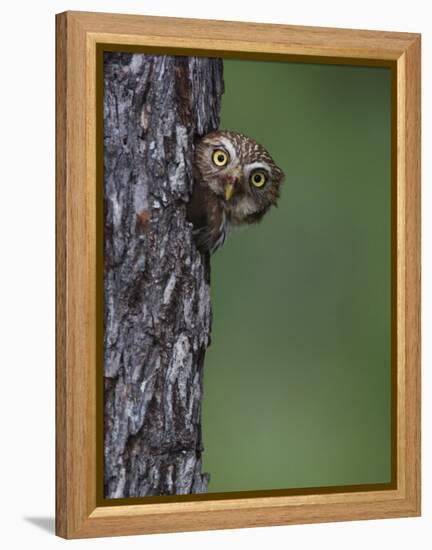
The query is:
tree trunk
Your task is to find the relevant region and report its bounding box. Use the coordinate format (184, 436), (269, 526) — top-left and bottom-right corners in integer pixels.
(103, 52), (224, 498)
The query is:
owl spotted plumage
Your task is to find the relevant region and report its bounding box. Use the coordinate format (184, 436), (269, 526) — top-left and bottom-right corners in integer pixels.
(187, 130), (285, 254)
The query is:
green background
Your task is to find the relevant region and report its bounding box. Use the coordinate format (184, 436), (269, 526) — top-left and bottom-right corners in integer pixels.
(201, 59), (392, 493)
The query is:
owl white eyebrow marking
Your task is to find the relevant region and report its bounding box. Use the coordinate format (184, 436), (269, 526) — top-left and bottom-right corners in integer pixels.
(215, 137), (236, 161)
(244, 161), (271, 177)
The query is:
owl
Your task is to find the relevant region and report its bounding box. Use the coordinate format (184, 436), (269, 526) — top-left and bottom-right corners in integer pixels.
(187, 130), (285, 254)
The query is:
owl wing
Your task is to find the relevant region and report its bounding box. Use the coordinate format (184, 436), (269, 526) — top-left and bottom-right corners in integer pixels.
(187, 180), (227, 254)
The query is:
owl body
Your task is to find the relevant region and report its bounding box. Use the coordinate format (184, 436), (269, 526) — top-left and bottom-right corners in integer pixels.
(187, 130), (284, 254)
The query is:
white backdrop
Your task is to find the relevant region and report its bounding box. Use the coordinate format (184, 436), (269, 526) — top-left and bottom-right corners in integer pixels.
(0, 0), (429, 547)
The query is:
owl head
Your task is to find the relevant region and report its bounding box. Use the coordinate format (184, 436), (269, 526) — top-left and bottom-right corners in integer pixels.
(194, 130), (284, 224)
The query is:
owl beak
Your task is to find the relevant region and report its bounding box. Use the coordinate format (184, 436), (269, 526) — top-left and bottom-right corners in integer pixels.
(224, 183), (234, 201)
(224, 176), (239, 201)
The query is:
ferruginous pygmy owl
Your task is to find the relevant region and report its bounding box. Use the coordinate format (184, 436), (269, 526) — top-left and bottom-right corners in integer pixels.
(187, 130), (285, 254)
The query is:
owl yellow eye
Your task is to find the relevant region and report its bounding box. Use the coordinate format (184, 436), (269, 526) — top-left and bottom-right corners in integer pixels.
(212, 149), (229, 167)
(250, 171), (267, 188)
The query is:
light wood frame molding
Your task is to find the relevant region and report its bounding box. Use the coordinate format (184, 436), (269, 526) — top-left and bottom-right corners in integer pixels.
(56, 10), (421, 539)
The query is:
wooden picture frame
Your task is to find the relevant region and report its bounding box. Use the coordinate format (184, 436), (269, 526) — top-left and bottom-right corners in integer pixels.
(56, 10), (421, 539)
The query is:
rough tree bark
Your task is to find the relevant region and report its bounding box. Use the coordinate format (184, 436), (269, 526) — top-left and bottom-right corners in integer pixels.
(103, 53), (224, 498)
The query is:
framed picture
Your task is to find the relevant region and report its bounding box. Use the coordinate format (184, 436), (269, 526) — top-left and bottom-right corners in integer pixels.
(55, 11), (421, 539)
